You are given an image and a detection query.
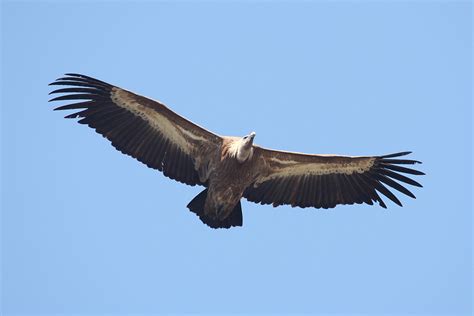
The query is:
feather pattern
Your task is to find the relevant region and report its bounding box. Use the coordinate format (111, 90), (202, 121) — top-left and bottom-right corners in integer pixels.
(49, 73), (222, 186)
(244, 149), (423, 209)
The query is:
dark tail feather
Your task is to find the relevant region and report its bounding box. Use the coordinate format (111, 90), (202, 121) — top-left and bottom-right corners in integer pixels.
(187, 189), (208, 216)
(225, 202), (243, 228)
(186, 189), (243, 229)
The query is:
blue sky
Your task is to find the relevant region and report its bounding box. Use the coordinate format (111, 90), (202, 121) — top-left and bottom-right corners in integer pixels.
(1, 1), (472, 315)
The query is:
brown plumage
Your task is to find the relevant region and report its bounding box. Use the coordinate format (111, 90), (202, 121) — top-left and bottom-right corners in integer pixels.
(49, 74), (424, 229)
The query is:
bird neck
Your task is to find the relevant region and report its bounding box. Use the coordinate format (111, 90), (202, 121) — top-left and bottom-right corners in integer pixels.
(236, 145), (254, 163)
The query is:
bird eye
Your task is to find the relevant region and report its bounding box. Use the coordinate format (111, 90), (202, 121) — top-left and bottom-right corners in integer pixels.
(243, 136), (248, 140)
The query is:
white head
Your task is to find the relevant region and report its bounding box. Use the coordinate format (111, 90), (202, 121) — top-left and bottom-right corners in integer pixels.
(235, 131), (256, 163)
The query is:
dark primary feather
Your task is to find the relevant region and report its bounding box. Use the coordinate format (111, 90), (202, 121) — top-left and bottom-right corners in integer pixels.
(49, 73), (205, 186)
(244, 151), (424, 209)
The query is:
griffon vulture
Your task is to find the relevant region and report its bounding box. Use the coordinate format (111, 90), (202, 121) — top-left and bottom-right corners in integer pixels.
(49, 74), (424, 229)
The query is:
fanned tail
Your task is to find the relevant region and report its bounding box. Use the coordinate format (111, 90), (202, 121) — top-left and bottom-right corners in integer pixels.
(187, 189), (243, 229)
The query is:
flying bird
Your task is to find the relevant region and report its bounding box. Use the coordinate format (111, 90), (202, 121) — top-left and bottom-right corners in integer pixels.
(49, 74), (424, 229)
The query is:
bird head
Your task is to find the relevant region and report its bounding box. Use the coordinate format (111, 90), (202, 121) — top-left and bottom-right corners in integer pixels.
(235, 132), (256, 163)
(242, 131), (256, 145)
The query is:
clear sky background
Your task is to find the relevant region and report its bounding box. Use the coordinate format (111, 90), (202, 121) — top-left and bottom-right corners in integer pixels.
(1, 1), (472, 315)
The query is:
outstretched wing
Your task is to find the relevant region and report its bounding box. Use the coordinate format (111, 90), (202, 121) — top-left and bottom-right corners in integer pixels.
(244, 148), (424, 209)
(49, 73), (222, 186)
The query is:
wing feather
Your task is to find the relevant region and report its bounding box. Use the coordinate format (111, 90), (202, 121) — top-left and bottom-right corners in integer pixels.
(244, 147), (423, 209)
(50, 73), (222, 186)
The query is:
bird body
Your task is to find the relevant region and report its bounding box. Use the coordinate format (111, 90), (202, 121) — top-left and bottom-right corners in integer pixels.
(50, 74), (424, 229)
(198, 136), (258, 226)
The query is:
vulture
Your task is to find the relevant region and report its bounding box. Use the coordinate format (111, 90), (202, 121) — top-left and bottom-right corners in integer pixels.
(49, 74), (424, 229)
